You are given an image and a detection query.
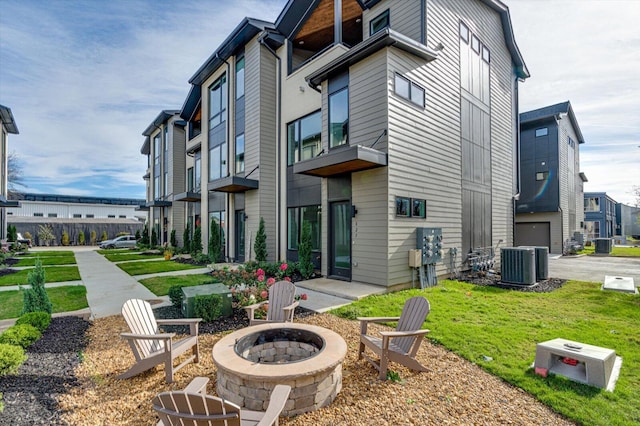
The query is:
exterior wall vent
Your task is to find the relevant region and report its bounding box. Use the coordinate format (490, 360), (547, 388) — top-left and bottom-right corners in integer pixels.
(501, 247), (536, 285)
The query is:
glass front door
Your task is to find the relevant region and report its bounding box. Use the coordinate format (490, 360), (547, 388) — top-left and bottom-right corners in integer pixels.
(330, 201), (351, 279)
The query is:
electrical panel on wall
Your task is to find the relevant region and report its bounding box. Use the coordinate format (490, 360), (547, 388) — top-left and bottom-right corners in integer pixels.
(416, 227), (443, 264)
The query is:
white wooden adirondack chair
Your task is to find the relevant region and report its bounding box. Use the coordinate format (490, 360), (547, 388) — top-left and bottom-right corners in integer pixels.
(244, 281), (298, 326)
(119, 298), (201, 383)
(152, 376), (291, 426)
(358, 296), (431, 380)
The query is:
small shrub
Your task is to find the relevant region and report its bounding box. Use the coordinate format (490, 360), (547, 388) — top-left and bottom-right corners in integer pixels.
(37, 224), (55, 246)
(255, 217), (267, 261)
(21, 259), (53, 314)
(151, 227), (158, 246)
(168, 285), (184, 308)
(7, 225), (17, 242)
(135, 229), (141, 241)
(170, 230), (178, 248)
(78, 231), (85, 246)
(0, 324), (41, 349)
(191, 253), (210, 264)
(183, 224), (192, 254)
(90, 230), (97, 245)
(61, 230), (70, 246)
(191, 225), (202, 255)
(15, 312), (51, 333)
(140, 223), (150, 246)
(298, 221), (314, 279)
(0, 343), (26, 376)
(24, 231), (32, 242)
(100, 231), (108, 242)
(193, 294), (223, 322)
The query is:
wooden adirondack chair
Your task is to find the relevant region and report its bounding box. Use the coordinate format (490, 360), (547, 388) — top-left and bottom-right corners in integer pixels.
(244, 281), (299, 326)
(119, 298), (201, 383)
(152, 376), (291, 426)
(358, 296), (431, 380)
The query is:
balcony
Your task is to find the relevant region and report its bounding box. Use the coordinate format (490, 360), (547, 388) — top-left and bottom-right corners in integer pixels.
(144, 200), (172, 208)
(173, 191), (202, 202)
(293, 144), (387, 177)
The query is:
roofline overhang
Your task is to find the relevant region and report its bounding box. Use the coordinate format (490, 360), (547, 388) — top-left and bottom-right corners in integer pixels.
(189, 18), (275, 86)
(144, 200), (172, 208)
(520, 101), (585, 144)
(0, 104), (19, 134)
(306, 28), (438, 88)
(0, 195), (20, 207)
(579, 172), (588, 182)
(207, 176), (259, 193)
(186, 140), (202, 155)
(180, 85), (202, 121)
(142, 110), (181, 136)
(141, 136), (150, 155)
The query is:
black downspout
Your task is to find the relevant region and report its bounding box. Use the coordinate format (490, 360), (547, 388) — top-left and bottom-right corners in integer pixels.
(513, 76), (521, 247)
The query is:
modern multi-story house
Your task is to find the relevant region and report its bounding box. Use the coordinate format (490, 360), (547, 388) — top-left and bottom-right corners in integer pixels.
(584, 192), (617, 240)
(616, 203), (640, 240)
(140, 110), (188, 246)
(0, 104), (20, 240)
(150, 0), (529, 287)
(515, 101), (587, 254)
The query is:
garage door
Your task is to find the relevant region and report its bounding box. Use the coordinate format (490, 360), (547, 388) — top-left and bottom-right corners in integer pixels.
(515, 222), (550, 250)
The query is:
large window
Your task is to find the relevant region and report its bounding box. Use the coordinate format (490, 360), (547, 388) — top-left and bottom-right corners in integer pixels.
(235, 134), (245, 173)
(287, 111), (321, 165)
(209, 74), (227, 129)
(394, 74), (425, 108)
(585, 197), (600, 212)
(235, 56), (245, 100)
(329, 88), (349, 148)
(163, 126), (168, 196)
(153, 134), (161, 199)
(287, 205), (321, 251)
(209, 143), (227, 180)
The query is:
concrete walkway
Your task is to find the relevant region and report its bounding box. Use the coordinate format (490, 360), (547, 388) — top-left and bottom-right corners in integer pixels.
(75, 250), (159, 319)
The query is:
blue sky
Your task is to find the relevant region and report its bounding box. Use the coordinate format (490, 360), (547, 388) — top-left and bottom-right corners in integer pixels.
(1, 0), (639, 205)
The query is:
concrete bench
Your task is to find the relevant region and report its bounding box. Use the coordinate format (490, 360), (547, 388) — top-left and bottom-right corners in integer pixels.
(534, 338), (616, 389)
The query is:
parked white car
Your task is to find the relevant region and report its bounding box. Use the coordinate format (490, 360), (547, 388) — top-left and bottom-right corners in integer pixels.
(99, 235), (138, 249)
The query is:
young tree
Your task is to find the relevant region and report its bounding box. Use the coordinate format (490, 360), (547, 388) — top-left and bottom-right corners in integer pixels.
(90, 230), (97, 245)
(254, 217), (267, 262)
(183, 223), (192, 254)
(139, 223), (149, 246)
(298, 221), (314, 279)
(78, 231), (85, 246)
(21, 258), (52, 314)
(191, 225), (202, 255)
(100, 230), (108, 242)
(7, 225), (17, 242)
(61, 230), (70, 246)
(151, 226), (158, 246)
(170, 229), (178, 248)
(37, 224), (55, 246)
(209, 218), (223, 263)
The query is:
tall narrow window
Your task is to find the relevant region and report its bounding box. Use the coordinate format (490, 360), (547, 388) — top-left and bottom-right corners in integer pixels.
(329, 87), (349, 148)
(209, 74), (227, 129)
(194, 151), (201, 190)
(153, 134), (161, 199)
(187, 167), (194, 191)
(235, 56), (245, 100)
(235, 133), (245, 173)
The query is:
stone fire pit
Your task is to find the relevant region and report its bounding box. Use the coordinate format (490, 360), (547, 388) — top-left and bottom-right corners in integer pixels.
(212, 322), (347, 416)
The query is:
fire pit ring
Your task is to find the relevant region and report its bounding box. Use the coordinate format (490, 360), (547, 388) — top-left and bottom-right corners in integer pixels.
(212, 322), (347, 416)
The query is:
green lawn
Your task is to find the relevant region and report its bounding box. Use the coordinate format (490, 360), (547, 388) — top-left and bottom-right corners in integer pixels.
(0, 266), (81, 286)
(332, 280), (640, 426)
(0, 285), (88, 320)
(13, 255), (77, 266)
(138, 274), (218, 296)
(579, 245), (640, 257)
(117, 260), (204, 276)
(15, 250), (75, 257)
(103, 253), (164, 262)
(96, 248), (137, 255)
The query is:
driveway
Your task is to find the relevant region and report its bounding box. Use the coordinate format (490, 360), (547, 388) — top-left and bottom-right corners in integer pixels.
(549, 255), (640, 286)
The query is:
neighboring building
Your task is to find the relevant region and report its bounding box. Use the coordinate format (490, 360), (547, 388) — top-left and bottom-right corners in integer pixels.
(152, 0), (529, 287)
(6, 193), (145, 245)
(616, 203), (640, 240)
(0, 104), (20, 240)
(583, 192), (618, 240)
(515, 101), (587, 254)
(140, 110), (187, 246)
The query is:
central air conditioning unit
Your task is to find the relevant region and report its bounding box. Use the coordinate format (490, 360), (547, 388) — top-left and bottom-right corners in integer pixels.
(594, 238), (613, 254)
(519, 246), (549, 281)
(501, 247), (536, 285)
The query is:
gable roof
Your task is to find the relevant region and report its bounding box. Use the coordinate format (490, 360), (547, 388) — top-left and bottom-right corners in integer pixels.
(142, 110), (181, 137)
(0, 104), (19, 134)
(520, 101), (585, 144)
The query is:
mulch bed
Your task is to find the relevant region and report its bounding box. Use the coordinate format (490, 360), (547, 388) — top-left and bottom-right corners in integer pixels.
(459, 272), (567, 292)
(1, 305), (576, 425)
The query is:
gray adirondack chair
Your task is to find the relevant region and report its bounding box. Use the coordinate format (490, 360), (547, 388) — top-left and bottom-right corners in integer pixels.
(119, 298), (201, 383)
(152, 376), (291, 426)
(244, 281), (298, 326)
(358, 296), (431, 380)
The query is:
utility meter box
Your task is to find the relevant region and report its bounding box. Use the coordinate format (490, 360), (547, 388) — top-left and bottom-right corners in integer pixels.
(408, 249), (422, 267)
(181, 283), (233, 318)
(416, 228), (443, 264)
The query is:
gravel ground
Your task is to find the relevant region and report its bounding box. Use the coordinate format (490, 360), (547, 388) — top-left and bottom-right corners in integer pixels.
(460, 272), (567, 292)
(52, 310), (576, 425)
(0, 316), (90, 425)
